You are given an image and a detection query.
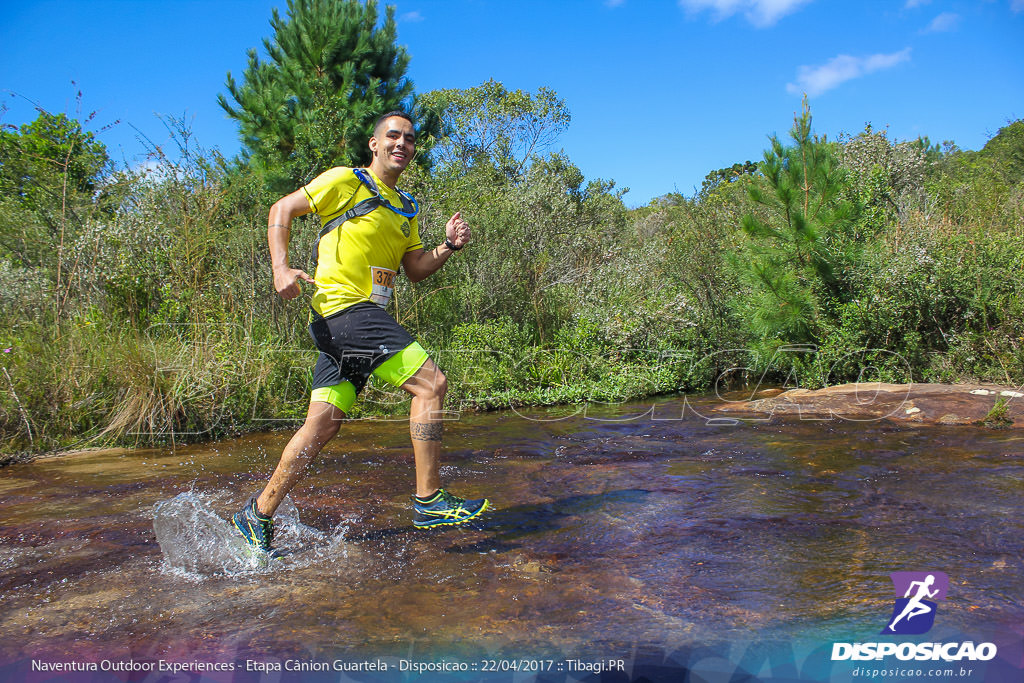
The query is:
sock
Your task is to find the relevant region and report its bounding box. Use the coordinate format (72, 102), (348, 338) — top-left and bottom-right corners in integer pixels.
(414, 490), (443, 505)
(251, 497), (272, 520)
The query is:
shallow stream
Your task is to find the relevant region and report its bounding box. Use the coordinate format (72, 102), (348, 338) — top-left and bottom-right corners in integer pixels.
(1, 395), (1021, 680)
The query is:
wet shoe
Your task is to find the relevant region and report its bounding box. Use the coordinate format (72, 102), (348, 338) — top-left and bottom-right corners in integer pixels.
(232, 497), (274, 552)
(413, 489), (490, 528)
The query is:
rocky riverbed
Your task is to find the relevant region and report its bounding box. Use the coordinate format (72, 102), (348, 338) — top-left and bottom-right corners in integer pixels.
(714, 382), (1024, 427)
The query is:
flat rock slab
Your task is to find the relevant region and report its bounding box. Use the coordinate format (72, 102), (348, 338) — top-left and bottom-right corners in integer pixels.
(713, 382), (1024, 427)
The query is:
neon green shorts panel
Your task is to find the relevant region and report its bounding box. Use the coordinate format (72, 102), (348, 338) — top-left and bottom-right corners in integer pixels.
(309, 341), (429, 413)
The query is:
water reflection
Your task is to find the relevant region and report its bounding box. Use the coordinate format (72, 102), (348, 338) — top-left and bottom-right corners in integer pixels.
(0, 395), (1021, 667)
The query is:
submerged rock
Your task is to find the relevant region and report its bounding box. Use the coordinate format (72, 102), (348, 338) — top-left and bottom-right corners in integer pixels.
(713, 382), (1024, 427)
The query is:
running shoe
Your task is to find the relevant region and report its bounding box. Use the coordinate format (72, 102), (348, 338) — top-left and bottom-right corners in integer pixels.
(232, 497), (275, 552)
(413, 489), (490, 528)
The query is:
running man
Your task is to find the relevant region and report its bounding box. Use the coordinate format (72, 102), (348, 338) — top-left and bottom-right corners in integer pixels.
(233, 111), (489, 553)
(888, 574), (939, 631)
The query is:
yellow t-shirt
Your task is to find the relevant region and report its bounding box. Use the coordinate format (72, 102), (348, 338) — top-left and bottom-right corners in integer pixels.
(302, 167), (423, 317)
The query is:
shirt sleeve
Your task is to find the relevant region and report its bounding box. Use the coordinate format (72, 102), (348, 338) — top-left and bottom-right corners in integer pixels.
(302, 167), (357, 217)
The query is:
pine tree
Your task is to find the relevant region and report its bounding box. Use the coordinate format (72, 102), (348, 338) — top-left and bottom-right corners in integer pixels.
(738, 97), (859, 343)
(218, 0), (417, 191)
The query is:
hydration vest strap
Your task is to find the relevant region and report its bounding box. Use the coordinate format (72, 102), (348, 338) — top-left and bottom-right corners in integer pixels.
(352, 167), (378, 194)
(353, 168), (417, 216)
(310, 194), (382, 268)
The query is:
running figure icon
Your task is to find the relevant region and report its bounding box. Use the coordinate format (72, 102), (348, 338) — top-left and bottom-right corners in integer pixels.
(888, 574), (939, 632)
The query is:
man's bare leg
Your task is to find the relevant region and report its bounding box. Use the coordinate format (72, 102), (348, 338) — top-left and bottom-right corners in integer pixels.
(402, 358), (489, 527)
(255, 400), (345, 516)
(401, 359), (448, 497)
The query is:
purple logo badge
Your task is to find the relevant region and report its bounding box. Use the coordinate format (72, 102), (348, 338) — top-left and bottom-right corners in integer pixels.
(882, 571), (949, 635)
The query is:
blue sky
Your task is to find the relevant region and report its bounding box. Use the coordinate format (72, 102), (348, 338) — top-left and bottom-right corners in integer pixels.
(2, 0), (1022, 206)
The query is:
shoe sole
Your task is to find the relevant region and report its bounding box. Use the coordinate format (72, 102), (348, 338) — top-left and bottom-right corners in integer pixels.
(413, 499), (490, 529)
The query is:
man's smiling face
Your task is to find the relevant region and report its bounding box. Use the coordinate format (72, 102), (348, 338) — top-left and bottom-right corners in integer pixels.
(370, 116), (416, 174)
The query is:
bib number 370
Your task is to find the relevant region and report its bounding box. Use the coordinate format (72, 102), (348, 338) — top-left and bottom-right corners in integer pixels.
(369, 266), (397, 308)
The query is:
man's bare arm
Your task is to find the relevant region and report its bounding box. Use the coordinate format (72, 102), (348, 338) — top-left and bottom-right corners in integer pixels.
(401, 211), (470, 283)
(268, 189), (316, 299)
(402, 243), (458, 283)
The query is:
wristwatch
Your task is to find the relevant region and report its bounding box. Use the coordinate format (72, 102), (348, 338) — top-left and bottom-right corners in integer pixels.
(444, 237), (463, 251)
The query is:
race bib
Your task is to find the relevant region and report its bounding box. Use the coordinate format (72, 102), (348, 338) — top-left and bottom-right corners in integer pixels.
(369, 266), (397, 308)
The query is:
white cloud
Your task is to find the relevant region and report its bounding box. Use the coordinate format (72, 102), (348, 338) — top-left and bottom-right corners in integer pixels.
(786, 48), (912, 97)
(399, 11), (424, 22)
(678, 0), (813, 27)
(1012, 0), (1024, 13)
(923, 12), (960, 32)
(904, 0), (931, 8)
(605, 0), (627, 7)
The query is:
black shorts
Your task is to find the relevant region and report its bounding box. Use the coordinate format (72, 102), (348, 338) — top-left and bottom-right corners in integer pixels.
(308, 302), (418, 394)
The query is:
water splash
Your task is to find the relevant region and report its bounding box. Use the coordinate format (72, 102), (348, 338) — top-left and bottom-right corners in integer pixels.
(153, 492), (263, 576)
(153, 492), (339, 577)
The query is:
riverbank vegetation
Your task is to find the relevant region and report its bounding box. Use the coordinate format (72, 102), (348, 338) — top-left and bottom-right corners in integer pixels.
(1, 1), (1022, 457)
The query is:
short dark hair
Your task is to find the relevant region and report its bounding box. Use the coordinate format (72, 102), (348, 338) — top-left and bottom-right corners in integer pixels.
(374, 110), (415, 136)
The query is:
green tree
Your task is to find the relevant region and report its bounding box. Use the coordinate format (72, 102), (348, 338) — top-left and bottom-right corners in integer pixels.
(838, 124), (927, 232)
(419, 79), (570, 181)
(910, 135), (955, 169)
(398, 82), (590, 343)
(699, 159), (758, 196)
(737, 98), (859, 343)
(979, 119), (1024, 183)
(928, 119), (1024, 228)
(0, 109), (113, 327)
(218, 0), (418, 191)
(0, 110), (110, 229)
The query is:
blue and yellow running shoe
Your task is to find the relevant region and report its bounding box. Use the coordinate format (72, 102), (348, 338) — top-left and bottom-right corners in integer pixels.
(413, 489), (490, 528)
(232, 497), (275, 552)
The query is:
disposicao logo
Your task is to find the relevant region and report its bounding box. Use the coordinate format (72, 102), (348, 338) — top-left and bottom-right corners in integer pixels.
(882, 571), (948, 635)
(831, 571), (998, 663)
